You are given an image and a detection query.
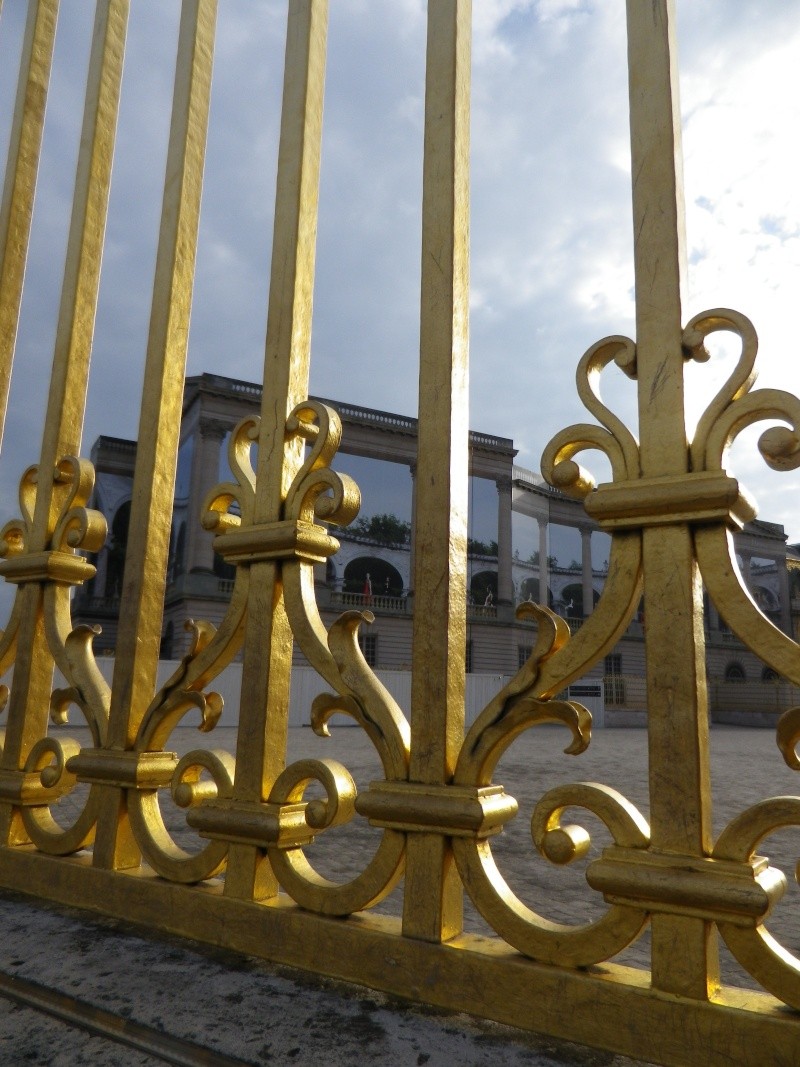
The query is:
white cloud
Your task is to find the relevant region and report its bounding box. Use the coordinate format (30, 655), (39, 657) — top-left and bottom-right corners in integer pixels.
(677, 21), (800, 528)
(2, 1), (800, 540)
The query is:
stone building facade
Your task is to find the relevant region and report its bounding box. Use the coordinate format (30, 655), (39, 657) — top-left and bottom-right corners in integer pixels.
(73, 372), (800, 722)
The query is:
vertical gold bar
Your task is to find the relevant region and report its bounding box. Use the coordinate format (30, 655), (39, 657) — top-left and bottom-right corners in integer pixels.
(0, 0), (59, 448)
(92, 0), (217, 869)
(223, 0), (328, 902)
(0, 0), (128, 846)
(626, 0), (717, 998)
(402, 0), (471, 943)
(34, 0), (130, 534)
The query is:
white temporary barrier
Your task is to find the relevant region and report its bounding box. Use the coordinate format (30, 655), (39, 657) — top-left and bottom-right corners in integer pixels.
(567, 682), (605, 728)
(29, 661), (604, 729)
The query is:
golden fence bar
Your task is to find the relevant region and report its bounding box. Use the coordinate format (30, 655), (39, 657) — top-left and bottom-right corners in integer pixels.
(0, 0), (126, 848)
(221, 0), (329, 903)
(3, 3), (800, 1066)
(404, 0), (471, 946)
(0, 0), (59, 445)
(91, 0), (218, 872)
(626, 0), (717, 1000)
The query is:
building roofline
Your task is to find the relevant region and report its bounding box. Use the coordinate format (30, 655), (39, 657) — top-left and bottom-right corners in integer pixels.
(184, 372), (517, 456)
(91, 435), (137, 453)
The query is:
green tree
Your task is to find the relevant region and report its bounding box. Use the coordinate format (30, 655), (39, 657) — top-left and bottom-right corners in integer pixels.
(351, 513), (411, 545)
(467, 538), (498, 557)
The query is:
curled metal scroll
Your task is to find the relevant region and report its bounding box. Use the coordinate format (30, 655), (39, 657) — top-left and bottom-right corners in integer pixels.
(452, 601), (649, 966)
(138, 416), (259, 746)
(271, 402), (409, 915)
(538, 336), (644, 696)
(267, 757), (406, 915)
(446, 335), (652, 967)
(125, 417), (260, 881)
(128, 748), (235, 884)
(0, 457), (108, 854)
(713, 797), (800, 1008)
(541, 335), (639, 496)
(685, 309), (800, 475)
(454, 781), (649, 967)
(21, 735), (101, 854)
(123, 403), (410, 901)
(684, 310), (800, 788)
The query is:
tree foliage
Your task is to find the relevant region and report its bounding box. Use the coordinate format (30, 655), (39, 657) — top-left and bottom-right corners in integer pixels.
(467, 537), (498, 557)
(351, 513), (411, 545)
(349, 514), (503, 558)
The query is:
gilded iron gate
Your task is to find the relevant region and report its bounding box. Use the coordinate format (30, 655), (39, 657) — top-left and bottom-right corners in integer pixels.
(1, 2), (800, 1063)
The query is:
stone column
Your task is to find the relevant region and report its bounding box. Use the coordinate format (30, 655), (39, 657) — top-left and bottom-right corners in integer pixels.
(185, 416), (227, 574)
(496, 476), (513, 606)
(537, 517), (549, 606)
(581, 527), (593, 617)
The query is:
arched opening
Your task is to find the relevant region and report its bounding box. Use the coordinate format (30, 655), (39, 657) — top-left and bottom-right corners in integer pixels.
(559, 582), (600, 619)
(725, 662), (746, 683)
(470, 569), (497, 607)
(762, 667), (780, 683)
(213, 551), (236, 581)
(343, 557), (403, 597)
(105, 500), (131, 598)
(518, 576), (553, 607)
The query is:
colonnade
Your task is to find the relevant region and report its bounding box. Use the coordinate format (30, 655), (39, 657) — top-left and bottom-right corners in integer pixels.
(108, 409), (795, 643)
(177, 420), (605, 619)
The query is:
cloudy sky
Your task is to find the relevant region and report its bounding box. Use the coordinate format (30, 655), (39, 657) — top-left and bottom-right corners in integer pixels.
(1, 0), (800, 570)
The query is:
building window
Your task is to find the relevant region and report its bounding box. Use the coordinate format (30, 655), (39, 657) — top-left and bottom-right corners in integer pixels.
(358, 633), (378, 667)
(762, 667), (779, 683)
(604, 653), (625, 705)
(518, 644), (533, 669)
(465, 639), (473, 674)
(725, 662), (746, 683)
